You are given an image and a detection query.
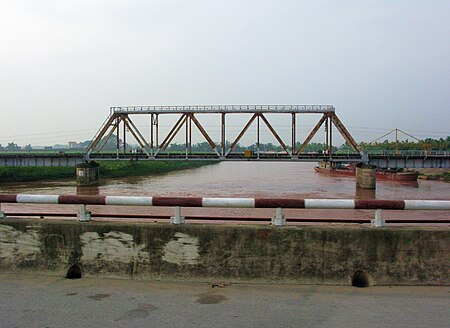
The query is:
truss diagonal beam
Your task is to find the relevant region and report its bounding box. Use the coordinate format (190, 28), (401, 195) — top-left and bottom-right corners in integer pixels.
(86, 114), (117, 156)
(96, 115), (123, 153)
(188, 114), (221, 156)
(125, 116), (151, 155)
(156, 114), (187, 154)
(123, 119), (150, 156)
(258, 114), (291, 155)
(225, 113), (258, 156)
(330, 113), (362, 153)
(298, 114), (328, 154)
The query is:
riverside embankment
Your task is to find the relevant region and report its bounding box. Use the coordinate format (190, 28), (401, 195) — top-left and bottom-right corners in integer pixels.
(0, 161), (215, 182)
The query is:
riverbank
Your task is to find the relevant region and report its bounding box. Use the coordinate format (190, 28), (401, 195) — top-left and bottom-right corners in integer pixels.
(417, 168), (450, 182)
(0, 161), (216, 183)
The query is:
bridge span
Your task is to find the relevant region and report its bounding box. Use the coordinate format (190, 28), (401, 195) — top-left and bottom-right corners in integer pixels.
(0, 105), (448, 168)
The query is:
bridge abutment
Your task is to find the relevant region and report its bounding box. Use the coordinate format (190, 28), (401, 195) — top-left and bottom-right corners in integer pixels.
(76, 162), (100, 186)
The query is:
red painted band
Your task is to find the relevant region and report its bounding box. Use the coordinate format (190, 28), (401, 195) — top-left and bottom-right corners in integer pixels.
(255, 198), (305, 208)
(58, 195), (107, 205)
(152, 197), (203, 207)
(355, 200), (405, 210)
(0, 194), (18, 203)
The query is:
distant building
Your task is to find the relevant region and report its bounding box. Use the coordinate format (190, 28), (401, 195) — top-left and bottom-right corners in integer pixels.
(68, 141), (84, 149)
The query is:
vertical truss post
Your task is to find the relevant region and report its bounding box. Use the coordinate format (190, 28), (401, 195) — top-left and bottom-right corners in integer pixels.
(189, 115), (192, 154)
(221, 113), (226, 156)
(150, 113), (154, 155)
(325, 116), (329, 152)
(155, 114), (159, 150)
(329, 116), (333, 154)
(123, 116), (127, 154)
(257, 113), (260, 159)
(185, 114), (189, 158)
(292, 113), (296, 156)
(116, 117), (120, 158)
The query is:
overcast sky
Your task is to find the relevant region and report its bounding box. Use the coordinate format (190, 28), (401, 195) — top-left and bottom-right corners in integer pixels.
(0, 0), (449, 147)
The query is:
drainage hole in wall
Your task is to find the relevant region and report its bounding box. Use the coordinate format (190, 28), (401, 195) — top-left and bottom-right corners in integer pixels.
(352, 270), (370, 288)
(66, 264), (82, 279)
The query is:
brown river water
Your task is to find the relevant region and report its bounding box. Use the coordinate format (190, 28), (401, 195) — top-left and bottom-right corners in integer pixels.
(1, 162), (449, 225)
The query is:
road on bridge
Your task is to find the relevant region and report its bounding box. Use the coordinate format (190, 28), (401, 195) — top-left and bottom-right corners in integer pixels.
(0, 274), (448, 327)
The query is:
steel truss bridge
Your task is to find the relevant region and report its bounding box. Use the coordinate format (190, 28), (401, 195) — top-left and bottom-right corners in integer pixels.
(85, 105), (362, 162)
(0, 105), (448, 168)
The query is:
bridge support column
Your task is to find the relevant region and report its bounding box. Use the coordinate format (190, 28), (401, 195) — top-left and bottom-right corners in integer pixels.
(356, 163), (376, 189)
(76, 162), (100, 186)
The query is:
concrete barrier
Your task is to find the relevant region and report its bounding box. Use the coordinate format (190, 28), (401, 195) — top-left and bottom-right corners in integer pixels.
(0, 219), (448, 286)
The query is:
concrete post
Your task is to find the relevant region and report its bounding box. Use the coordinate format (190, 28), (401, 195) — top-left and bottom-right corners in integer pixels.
(371, 209), (385, 227)
(77, 204), (92, 222)
(356, 163), (376, 189)
(76, 162), (100, 186)
(0, 204), (5, 219)
(271, 207), (286, 226)
(171, 206), (185, 225)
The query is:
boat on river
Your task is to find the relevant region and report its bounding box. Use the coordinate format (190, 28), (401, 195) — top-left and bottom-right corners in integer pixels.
(314, 163), (419, 181)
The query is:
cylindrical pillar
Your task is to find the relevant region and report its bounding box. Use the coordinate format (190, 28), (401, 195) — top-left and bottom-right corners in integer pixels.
(356, 163), (376, 189)
(76, 162), (100, 186)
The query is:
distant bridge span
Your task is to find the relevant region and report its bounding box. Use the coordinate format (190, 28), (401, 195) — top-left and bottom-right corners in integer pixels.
(0, 105), (448, 168)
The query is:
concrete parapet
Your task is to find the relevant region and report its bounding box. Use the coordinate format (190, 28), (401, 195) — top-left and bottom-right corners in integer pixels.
(0, 219), (448, 285)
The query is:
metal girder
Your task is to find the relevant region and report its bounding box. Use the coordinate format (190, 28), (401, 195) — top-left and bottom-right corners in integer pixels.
(86, 105), (363, 161)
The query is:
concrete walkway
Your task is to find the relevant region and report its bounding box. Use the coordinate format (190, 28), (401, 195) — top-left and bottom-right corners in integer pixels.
(0, 274), (448, 328)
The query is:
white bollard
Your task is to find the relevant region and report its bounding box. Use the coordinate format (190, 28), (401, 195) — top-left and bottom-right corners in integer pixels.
(271, 207), (286, 226)
(371, 209), (385, 227)
(171, 206), (185, 225)
(77, 204), (92, 222)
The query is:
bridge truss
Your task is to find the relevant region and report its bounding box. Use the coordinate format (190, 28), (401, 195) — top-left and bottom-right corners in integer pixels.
(85, 105), (362, 161)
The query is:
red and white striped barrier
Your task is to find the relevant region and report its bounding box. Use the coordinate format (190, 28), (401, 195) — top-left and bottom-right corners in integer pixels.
(1, 194), (449, 210)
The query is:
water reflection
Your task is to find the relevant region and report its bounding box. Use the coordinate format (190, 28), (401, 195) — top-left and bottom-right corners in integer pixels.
(76, 186), (100, 195)
(355, 187), (376, 199)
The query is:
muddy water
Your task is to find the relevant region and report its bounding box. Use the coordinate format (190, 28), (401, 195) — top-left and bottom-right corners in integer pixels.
(1, 162), (449, 223)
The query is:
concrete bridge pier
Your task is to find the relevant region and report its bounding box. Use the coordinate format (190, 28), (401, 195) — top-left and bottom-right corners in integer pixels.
(76, 162), (100, 186)
(356, 163), (376, 189)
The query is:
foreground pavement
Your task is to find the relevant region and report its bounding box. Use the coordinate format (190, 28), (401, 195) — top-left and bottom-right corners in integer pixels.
(0, 274), (448, 328)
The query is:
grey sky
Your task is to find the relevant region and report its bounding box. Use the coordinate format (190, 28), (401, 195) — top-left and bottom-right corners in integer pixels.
(0, 0), (449, 147)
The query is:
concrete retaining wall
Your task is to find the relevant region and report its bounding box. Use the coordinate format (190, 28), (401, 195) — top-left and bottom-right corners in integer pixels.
(0, 219), (448, 285)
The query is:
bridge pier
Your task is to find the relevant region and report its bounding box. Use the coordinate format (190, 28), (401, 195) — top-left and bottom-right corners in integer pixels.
(356, 163), (376, 189)
(76, 162), (100, 186)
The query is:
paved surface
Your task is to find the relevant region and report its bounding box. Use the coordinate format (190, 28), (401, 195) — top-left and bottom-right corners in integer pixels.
(0, 274), (448, 328)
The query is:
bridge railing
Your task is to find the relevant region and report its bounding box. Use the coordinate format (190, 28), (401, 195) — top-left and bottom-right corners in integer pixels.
(1, 194), (449, 227)
(366, 150), (450, 157)
(110, 104), (335, 114)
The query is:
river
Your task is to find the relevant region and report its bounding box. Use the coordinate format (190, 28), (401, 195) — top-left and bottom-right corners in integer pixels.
(1, 162), (449, 224)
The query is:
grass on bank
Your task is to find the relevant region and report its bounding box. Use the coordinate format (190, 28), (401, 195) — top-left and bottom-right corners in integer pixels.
(0, 161), (216, 183)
